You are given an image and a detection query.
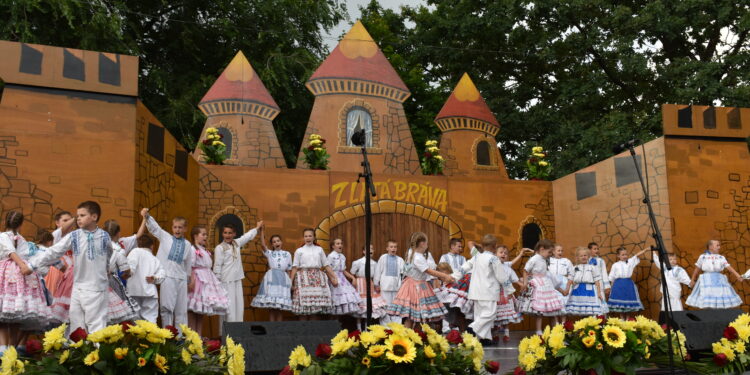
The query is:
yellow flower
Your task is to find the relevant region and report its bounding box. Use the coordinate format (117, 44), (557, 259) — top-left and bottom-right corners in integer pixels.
(212, 140), (225, 147)
(533, 152), (545, 158)
(43, 324), (68, 352)
(368, 345), (386, 358)
(88, 324), (125, 344)
(532, 146), (543, 153)
(310, 139), (322, 146)
(405, 328), (423, 346)
(288, 345), (311, 369)
(361, 357), (371, 367)
(539, 161), (549, 167)
(519, 353), (538, 371)
(310, 134), (321, 140)
(1, 347), (24, 375)
(574, 316), (602, 331)
(130, 320), (173, 344)
(360, 331), (378, 347)
(424, 346), (437, 358)
(588, 330), (596, 336)
(84, 350), (99, 366)
(181, 349), (192, 364)
(547, 324), (566, 355)
(114, 347), (129, 360)
(58, 350), (70, 364)
(331, 338), (357, 356)
(582, 336), (596, 348)
(602, 325), (627, 348)
(138, 357), (147, 367)
(226, 337), (246, 375)
(427, 147), (439, 153)
(331, 329), (349, 345)
(435, 155), (444, 160)
(206, 127), (218, 134)
(597, 343), (603, 350)
(154, 354), (169, 373)
(179, 324), (205, 358)
(385, 335), (417, 364)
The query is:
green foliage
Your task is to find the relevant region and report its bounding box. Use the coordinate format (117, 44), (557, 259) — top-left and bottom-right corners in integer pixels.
(0, 0), (347, 167)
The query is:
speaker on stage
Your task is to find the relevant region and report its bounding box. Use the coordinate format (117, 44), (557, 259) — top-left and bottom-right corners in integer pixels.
(223, 320), (341, 373)
(660, 309), (743, 352)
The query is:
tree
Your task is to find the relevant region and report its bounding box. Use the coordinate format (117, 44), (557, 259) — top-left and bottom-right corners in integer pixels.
(360, 0), (750, 178)
(0, 0), (347, 166)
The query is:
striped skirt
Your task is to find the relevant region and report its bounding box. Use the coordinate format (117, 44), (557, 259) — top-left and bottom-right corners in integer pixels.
(518, 274), (564, 316)
(686, 272), (741, 309)
(386, 277), (447, 323)
(607, 278), (644, 312)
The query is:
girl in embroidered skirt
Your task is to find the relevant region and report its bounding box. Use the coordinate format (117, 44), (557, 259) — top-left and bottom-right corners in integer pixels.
(251, 232), (293, 321)
(386, 232), (454, 329)
(291, 229), (338, 319)
(492, 244), (524, 343)
(19, 230), (55, 337)
(102, 220), (140, 324)
(351, 245), (388, 328)
(548, 243), (573, 324)
(188, 226), (229, 334)
(519, 239), (565, 335)
(442, 240), (477, 325)
(565, 247), (607, 316)
(607, 246), (649, 318)
(687, 240), (743, 309)
(327, 238), (361, 316)
(0, 211), (50, 351)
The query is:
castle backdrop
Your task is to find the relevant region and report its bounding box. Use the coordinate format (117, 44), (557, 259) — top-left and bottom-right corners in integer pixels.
(1, 22), (748, 335)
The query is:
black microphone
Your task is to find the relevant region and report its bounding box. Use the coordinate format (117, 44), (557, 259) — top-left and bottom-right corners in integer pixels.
(351, 128), (366, 147)
(612, 139), (640, 154)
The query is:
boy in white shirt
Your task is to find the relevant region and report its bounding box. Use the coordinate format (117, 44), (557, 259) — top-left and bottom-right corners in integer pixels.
(127, 234), (165, 323)
(439, 238), (466, 275)
(375, 240), (404, 324)
(213, 221), (263, 325)
(141, 208), (194, 329)
(588, 242), (610, 295)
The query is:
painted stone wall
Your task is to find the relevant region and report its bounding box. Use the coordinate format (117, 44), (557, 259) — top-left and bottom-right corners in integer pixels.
(439, 130), (508, 178)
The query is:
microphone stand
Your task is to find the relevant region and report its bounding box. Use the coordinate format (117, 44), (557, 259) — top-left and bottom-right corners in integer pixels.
(624, 144), (682, 374)
(354, 132), (377, 328)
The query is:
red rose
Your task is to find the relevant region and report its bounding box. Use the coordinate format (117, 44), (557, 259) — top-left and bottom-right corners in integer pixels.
(206, 339), (221, 353)
(446, 330), (463, 344)
(25, 338), (41, 355)
(315, 343), (331, 359)
(385, 329), (393, 336)
(485, 360), (500, 374)
(513, 367), (526, 375)
(714, 353), (728, 367)
(661, 324), (668, 331)
(70, 327), (88, 343)
(307, 145), (315, 151)
(348, 330), (361, 341)
(724, 326), (739, 340)
(321, 139), (326, 143)
(564, 320), (574, 332)
(417, 330), (427, 342)
(627, 317), (636, 321)
(121, 321), (133, 333)
(424, 152), (432, 158)
(219, 133), (224, 139)
(597, 315), (606, 325)
(202, 139), (211, 145)
(279, 365), (293, 375)
(529, 157), (538, 163)
(165, 325), (179, 338)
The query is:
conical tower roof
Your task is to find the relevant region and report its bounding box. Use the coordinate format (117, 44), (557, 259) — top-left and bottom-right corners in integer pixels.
(435, 73), (499, 136)
(199, 51), (279, 120)
(306, 21), (410, 102)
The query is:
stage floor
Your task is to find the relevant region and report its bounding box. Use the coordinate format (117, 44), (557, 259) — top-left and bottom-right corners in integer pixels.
(483, 330), (530, 373)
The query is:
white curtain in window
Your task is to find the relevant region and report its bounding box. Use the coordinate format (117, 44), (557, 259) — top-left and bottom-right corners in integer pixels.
(346, 107), (373, 147)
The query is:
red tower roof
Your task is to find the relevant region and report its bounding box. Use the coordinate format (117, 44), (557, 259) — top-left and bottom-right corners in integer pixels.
(308, 21), (409, 93)
(435, 73), (499, 128)
(200, 51), (278, 110)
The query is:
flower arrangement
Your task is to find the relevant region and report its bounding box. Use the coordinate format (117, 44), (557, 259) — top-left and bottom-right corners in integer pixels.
(302, 134), (330, 170)
(2, 321), (245, 375)
(199, 127), (227, 165)
(704, 313), (750, 373)
(526, 146), (551, 180)
(513, 315), (686, 375)
(282, 322), (499, 375)
(421, 140), (444, 175)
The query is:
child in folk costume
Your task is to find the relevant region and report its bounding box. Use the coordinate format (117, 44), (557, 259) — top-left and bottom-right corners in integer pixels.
(290, 229), (338, 319)
(652, 249), (691, 311)
(439, 239), (466, 279)
(442, 240), (477, 322)
(141, 208), (194, 329)
(101, 219), (140, 324)
(31, 201), (126, 335)
(127, 235), (165, 324)
(493, 245), (524, 343)
(0, 211), (50, 350)
(519, 239), (565, 335)
(250, 232), (293, 321)
(386, 232), (454, 329)
(213, 221), (262, 325)
(434, 262), (455, 333)
(188, 226), (228, 334)
(564, 247), (607, 316)
(374, 240), (404, 324)
(588, 242), (610, 297)
(453, 234), (508, 345)
(46, 211), (74, 295)
(351, 245), (388, 327)
(607, 246), (650, 317)
(327, 238), (361, 316)
(687, 240), (743, 309)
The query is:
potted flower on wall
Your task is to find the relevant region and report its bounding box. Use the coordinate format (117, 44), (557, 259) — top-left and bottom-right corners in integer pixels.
(302, 134), (330, 170)
(421, 140), (444, 175)
(526, 146), (551, 180)
(199, 127), (227, 165)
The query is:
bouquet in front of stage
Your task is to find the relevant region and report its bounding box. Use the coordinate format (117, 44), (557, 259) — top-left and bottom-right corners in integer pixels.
(514, 315), (687, 375)
(0, 321), (245, 375)
(282, 322), (500, 374)
(703, 313), (750, 374)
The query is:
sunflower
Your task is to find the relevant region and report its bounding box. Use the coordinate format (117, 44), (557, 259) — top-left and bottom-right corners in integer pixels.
(385, 335), (417, 363)
(603, 325), (627, 348)
(582, 336), (596, 348)
(368, 345), (386, 358)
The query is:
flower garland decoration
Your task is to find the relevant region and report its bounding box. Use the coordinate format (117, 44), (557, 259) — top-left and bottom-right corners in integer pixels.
(421, 140), (444, 175)
(302, 134), (330, 170)
(3, 321), (245, 375)
(199, 127), (228, 165)
(283, 322), (497, 374)
(526, 145), (551, 180)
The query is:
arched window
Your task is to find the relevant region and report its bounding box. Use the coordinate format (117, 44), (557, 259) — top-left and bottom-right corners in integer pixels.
(215, 213), (244, 244)
(476, 140), (491, 166)
(521, 223), (542, 249)
(216, 127), (232, 158)
(346, 107), (373, 147)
